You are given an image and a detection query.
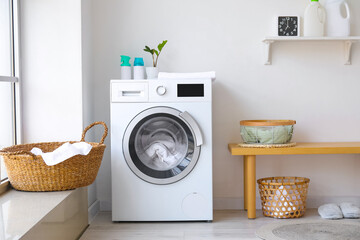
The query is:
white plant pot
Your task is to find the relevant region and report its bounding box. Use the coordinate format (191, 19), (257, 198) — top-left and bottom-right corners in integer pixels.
(146, 67), (159, 79)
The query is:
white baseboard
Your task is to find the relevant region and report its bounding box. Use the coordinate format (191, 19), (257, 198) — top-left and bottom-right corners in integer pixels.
(88, 200), (100, 223)
(214, 197), (247, 210)
(306, 196), (360, 208)
(97, 196), (360, 214)
(100, 200), (112, 211)
(214, 196), (360, 210)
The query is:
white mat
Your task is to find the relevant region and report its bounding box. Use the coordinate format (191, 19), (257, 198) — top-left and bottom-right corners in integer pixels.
(256, 220), (360, 240)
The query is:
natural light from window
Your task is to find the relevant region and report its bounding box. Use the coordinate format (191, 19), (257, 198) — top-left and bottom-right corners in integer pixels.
(0, 0), (17, 182)
(0, 82), (14, 180)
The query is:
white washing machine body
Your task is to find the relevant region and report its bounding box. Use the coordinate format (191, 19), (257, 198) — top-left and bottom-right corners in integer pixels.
(110, 79), (213, 221)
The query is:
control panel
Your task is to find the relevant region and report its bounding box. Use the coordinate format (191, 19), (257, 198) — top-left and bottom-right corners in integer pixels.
(111, 79), (211, 103)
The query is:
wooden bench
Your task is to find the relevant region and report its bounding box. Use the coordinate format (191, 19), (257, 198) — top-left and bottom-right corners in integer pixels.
(228, 142), (360, 219)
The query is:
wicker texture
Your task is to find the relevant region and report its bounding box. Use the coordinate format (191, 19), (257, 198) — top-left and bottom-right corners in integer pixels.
(240, 120), (296, 145)
(0, 122), (107, 192)
(240, 120), (296, 126)
(237, 142), (296, 148)
(257, 177), (310, 219)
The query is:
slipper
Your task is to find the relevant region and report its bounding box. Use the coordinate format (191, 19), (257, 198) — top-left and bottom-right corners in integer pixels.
(340, 202), (360, 219)
(318, 203), (343, 219)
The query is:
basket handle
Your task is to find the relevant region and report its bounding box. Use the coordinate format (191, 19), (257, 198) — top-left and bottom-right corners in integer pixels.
(81, 121), (108, 144)
(0, 150), (36, 158)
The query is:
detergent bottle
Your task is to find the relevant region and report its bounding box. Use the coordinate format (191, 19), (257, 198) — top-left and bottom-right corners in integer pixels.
(133, 58), (145, 79)
(325, 0), (350, 37)
(120, 55), (131, 79)
(304, 0), (326, 37)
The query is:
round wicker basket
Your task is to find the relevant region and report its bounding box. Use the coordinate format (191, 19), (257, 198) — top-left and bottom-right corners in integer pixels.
(257, 176), (310, 219)
(240, 120), (296, 145)
(240, 120), (296, 126)
(0, 122), (107, 192)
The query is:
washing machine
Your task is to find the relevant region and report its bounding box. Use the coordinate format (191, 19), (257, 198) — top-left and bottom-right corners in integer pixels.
(110, 78), (213, 221)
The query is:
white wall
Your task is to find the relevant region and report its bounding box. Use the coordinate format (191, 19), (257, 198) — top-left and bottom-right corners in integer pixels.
(20, 0), (99, 217)
(20, 0), (83, 143)
(81, 0), (100, 215)
(91, 0), (360, 210)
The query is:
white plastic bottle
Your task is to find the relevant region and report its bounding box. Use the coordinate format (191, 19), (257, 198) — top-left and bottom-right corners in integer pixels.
(133, 57), (145, 79)
(120, 55), (132, 79)
(304, 0), (326, 37)
(325, 0), (350, 37)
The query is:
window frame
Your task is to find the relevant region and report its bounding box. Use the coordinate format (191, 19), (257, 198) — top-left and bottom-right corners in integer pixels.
(0, 0), (21, 192)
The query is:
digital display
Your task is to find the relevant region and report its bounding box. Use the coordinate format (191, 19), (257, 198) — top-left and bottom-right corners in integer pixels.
(177, 84), (204, 97)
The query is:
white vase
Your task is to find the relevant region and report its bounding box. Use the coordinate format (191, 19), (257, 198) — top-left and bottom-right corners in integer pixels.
(146, 67), (159, 79)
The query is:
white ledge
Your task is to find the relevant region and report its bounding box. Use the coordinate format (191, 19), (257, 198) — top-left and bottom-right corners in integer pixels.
(262, 36), (360, 65)
(0, 188), (87, 239)
(263, 36), (360, 42)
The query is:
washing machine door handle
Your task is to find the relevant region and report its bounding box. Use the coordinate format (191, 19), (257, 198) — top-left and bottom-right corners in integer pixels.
(179, 111), (203, 146)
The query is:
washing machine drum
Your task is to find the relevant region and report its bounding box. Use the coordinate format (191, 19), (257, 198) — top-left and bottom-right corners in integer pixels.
(123, 107), (202, 185)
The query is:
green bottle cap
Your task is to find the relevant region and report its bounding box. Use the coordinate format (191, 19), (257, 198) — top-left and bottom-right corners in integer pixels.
(120, 55), (131, 66)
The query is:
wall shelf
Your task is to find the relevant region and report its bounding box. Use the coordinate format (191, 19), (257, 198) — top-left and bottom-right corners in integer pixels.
(263, 36), (360, 65)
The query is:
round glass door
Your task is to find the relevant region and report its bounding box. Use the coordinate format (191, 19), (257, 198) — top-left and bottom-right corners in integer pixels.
(123, 107), (201, 185)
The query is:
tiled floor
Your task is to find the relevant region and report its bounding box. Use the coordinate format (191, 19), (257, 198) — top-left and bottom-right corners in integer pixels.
(79, 209), (321, 240)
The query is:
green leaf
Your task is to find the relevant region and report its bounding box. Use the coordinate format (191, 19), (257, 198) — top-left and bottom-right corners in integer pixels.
(143, 46), (151, 53)
(154, 49), (159, 56)
(157, 40), (167, 52)
(144, 46), (156, 55)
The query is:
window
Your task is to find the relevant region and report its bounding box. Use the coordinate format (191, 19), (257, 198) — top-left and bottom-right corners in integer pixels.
(0, 0), (20, 185)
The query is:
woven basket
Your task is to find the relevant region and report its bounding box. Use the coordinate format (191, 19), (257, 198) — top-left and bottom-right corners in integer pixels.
(257, 176), (310, 219)
(0, 122), (107, 192)
(240, 120), (296, 145)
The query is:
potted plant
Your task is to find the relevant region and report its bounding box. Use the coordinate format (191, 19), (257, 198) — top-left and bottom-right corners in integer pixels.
(143, 40), (167, 79)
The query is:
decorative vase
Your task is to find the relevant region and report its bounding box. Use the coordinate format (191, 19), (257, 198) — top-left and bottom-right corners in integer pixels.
(146, 67), (159, 79)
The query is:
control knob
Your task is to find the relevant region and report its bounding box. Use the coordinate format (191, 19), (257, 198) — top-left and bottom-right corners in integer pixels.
(156, 86), (167, 96)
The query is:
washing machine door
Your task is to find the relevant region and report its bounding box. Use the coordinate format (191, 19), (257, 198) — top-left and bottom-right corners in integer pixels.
(123, 107), (203, 185)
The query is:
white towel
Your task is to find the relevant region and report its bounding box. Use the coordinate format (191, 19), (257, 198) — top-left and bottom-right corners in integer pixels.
(145, 142), (178, 168)
(339, 202), (360, 219)
(318, 203), (344, 219)
(31, 142), (92, 166)
(158, 71), (216, 81)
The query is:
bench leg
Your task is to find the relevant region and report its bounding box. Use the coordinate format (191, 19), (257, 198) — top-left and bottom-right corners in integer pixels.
(243, 157), (248, 210)
(243, 156), (248, 210)
(244, 155), (256, 219)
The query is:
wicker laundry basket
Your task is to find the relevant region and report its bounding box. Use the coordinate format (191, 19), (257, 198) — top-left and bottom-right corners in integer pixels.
(0, 122), (107, 192)
(257, 176), (310, 219)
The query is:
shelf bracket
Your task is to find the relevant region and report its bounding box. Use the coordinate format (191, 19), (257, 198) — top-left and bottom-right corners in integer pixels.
(263, 40), (274, 65)
(344, 40), (353, 65)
